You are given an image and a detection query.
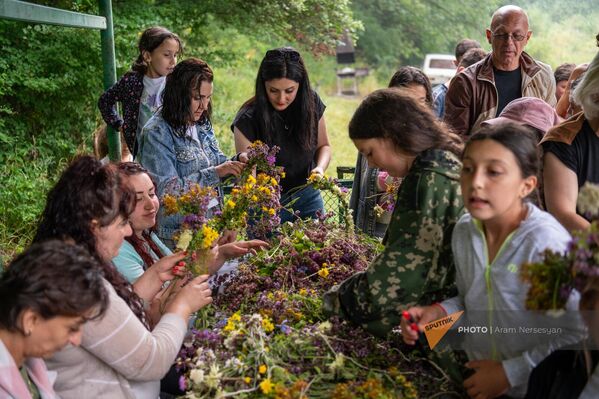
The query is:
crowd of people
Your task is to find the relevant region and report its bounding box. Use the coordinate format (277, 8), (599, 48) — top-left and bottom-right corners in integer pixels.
(2, 3), (599, 399)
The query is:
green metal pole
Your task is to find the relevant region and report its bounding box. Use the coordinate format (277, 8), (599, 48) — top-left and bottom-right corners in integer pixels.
(98, 0), (120, 162)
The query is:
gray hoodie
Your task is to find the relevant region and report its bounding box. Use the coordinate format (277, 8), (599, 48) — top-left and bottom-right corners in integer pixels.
(441, 203), (585, 398)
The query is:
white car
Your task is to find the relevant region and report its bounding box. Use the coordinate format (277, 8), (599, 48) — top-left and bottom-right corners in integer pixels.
(423, 54), (457, 86)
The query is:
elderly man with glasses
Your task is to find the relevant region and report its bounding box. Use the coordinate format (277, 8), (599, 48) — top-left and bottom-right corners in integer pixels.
(444, 5), (556, 137)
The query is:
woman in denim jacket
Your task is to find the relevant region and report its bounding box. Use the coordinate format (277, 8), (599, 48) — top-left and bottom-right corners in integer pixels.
(137, 58), (246, 246)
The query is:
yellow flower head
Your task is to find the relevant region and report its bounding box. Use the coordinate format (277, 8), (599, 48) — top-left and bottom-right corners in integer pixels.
(317, 267), (329, 278)
(299, 288), (308, 296)
(244, 376), (251, 384)
(200, 225), (219, 249)
(230, 311), (242, 322)
(226, 199), (236, 209)
(162, 195), (178, 214)
(258, 364), (267, 374)
(259, 378), (274, 394)
(261, 317), (275, 332)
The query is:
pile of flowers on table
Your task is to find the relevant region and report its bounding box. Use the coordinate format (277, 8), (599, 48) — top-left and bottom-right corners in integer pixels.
(163, 141), (455, 398)
(521, 182), (599, 311)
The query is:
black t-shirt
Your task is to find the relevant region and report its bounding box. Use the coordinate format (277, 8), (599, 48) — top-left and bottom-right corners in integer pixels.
(494, 67), (522, 116)
(542, 120), (599, 189)
(232, 91), (326, 193)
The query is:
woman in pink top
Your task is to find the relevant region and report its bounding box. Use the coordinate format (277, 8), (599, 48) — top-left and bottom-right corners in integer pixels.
(0, 240), (109, 399)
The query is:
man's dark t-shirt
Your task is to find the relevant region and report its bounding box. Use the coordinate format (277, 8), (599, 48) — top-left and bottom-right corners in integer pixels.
(232, 91), (325, 193)
(494, 67), (522, 116)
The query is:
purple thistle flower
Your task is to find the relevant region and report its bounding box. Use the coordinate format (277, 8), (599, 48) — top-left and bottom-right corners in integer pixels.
(178, 375), (187, 391)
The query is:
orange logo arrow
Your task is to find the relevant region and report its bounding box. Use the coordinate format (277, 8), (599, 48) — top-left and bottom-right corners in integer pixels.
(423, 311), (464, 349)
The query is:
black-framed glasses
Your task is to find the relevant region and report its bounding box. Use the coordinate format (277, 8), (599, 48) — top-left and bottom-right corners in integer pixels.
(492, 32), (528, 42)
(264, 47), (301, 61)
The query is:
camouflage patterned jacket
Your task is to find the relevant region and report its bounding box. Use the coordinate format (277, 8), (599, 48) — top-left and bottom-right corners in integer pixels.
(323, 148), (464, 337)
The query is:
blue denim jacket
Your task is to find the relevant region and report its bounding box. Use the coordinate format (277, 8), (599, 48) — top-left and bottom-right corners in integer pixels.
(137, 112), (228, 241)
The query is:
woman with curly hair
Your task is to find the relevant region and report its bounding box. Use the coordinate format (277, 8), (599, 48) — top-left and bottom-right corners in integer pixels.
(33, 155), (214, 398)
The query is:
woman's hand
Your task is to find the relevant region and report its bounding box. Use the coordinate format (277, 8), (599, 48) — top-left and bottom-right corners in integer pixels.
(217, 229), (237, 245)
(166, 274), (213, 318)
(216, 160), (245, 177)
(310, 166), (324, 177)
(463, 360), (510, 399)
(147, 251), (187, 283)
(400, 305), (446, 345)
(238, 152), (249, 163)
(208, 240), (269, 273)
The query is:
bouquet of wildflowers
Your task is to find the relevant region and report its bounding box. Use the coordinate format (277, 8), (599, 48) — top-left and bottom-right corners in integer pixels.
(522, 183), (599, 311)
(163, 185), (220, 276)
(213, 140), (284, 239)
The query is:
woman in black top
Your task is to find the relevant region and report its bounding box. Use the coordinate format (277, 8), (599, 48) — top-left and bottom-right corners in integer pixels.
(232, 47), (331, 223)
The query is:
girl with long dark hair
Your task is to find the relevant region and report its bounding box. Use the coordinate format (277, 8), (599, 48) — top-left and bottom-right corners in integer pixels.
(232, 47), (331, 222)
(138, 58), (245, 247)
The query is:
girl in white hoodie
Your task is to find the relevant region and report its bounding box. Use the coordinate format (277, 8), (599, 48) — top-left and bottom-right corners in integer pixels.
(402, 123), (584, 399)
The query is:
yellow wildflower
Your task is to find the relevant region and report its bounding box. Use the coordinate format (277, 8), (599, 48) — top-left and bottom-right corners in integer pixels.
(268, 208), (276, 216)
(230, 312), (241, 322)
(281, 172), (286, 178)
(270, 177), (278, 186)
(244, 376), (251, 384)
(251, 195), (258, 202)
(261, 317), (275, 332)
(226, 199), (236, 209)
(259, 378), (274, 394)
(162, 195), (178, 214)
(200, 225), (219, 249)
(318, 267), (329, 278)
(258, 364), (267, 374)
(223, 320), (235, 332)
(299, 288), (308, 296)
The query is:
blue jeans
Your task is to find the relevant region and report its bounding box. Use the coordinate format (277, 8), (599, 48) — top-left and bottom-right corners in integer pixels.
(279, 186), (324, 224)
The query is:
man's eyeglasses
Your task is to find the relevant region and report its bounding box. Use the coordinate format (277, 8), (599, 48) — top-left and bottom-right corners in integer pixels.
(265, 47), (301, 62)
(492, 32), (528, 42)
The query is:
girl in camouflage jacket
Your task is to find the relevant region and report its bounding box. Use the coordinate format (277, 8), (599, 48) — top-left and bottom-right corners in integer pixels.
(324, 88), (465, 338)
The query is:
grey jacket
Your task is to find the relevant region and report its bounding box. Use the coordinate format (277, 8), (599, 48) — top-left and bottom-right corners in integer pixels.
(441, 203), (585, 398)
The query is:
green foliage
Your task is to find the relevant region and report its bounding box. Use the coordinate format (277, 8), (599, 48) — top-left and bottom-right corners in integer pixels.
(351, 0), (500, 71)
(0, 0), (359, 261)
